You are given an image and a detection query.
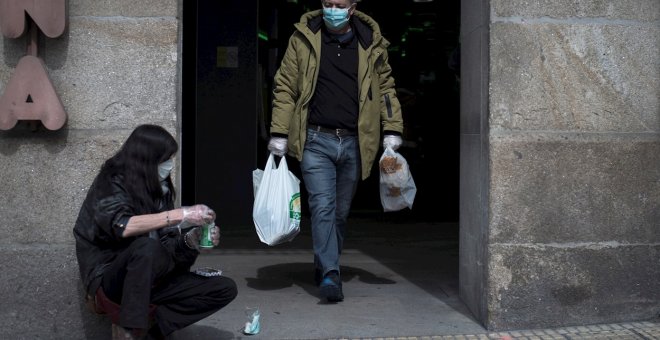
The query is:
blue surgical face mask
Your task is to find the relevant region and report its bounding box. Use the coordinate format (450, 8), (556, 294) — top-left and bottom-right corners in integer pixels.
(323, 7), (350, 31)
(158, 159), (174, 181)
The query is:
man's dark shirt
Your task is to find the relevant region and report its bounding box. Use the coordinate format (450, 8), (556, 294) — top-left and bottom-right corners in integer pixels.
(308, 26), (359, 131)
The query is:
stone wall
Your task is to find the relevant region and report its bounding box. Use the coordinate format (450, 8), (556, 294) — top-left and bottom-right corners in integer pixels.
(486, 0), (659, 330)
(459, 0), (491, 326)
(0, 1), (179, 338)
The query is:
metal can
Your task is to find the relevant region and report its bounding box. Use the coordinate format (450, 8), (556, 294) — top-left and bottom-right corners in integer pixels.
(199, 222), (215, 248)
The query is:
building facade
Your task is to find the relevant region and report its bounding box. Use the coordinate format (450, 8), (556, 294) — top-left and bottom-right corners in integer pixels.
(0, 0), (657, 338)
(460, 0), (659, 329)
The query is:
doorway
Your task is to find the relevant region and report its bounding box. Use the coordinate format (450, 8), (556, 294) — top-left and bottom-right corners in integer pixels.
(181, 0), (461, 226)
(179, 0), (481, 334)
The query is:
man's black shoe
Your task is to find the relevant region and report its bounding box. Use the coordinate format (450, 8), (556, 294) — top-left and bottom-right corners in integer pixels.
(319, 271), (344, 302)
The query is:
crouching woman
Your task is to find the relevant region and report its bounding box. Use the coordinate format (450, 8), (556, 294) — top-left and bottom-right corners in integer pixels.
(73, 124), (237, 339)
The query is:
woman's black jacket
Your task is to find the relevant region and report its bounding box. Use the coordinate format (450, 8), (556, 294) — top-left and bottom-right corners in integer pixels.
(73, 174), (197, 296)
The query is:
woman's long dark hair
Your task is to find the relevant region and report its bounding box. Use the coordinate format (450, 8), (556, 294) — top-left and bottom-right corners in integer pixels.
(97, 124), (178, 214)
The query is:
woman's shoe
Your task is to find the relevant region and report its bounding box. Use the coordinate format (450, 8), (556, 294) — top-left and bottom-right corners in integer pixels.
(112, 324), (144, 340)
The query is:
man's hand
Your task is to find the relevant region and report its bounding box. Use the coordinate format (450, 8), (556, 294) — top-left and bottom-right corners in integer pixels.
(383, 135), (403, 151)
(268, 137), (288, 156)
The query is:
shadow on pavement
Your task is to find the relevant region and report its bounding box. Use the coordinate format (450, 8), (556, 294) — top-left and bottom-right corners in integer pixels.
(245, 262), (397, 301)
(219, 217), (476, 323)
(169, 325), (236, 340)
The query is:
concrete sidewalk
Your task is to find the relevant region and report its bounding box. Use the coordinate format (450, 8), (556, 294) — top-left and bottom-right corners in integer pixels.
(163, 219), (658, 340)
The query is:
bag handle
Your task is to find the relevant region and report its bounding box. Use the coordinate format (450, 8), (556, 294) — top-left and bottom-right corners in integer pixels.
(266, 152), (289, 172)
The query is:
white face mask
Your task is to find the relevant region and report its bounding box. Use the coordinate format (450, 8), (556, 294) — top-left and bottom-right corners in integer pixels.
(158, 159), (174, 181)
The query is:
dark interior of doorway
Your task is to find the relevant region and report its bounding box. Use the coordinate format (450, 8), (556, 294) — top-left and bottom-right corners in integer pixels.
(179, 3), (468, 328)
(181, 0), (460, 224)
(256, 0), (461, 223)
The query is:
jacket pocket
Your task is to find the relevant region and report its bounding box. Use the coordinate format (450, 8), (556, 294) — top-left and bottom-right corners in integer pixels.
(384, 94), (393, 118)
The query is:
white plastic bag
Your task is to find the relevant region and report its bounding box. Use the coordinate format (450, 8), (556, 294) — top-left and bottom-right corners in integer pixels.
(252, 153), (301, 245)
(379, 147), (416, 212)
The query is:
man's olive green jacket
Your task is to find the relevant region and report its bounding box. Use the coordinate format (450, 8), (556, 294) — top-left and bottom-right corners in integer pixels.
(270, 9), (404, 180)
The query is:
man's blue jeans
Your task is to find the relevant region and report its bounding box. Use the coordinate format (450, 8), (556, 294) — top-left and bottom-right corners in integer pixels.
(301, 128), (360, 278)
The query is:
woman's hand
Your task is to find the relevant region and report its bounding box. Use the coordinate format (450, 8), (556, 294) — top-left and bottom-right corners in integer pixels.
(211, 225), (221, 246)
(180, 204), (215, 228)
(183, 224), (220, 249)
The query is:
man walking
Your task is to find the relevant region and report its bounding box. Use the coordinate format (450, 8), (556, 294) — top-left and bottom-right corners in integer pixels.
(268, 0), (404, 302)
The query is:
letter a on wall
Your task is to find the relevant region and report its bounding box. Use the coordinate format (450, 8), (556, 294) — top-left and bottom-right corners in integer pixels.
(0, 0), (67, 130)
(0, 56), (66, 130)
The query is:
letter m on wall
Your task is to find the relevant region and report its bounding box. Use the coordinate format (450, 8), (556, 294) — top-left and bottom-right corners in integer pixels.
(0, 0), (66, 38)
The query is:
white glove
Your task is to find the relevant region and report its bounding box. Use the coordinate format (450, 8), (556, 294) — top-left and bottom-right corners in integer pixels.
(268, 137), (288, 156)
(183, 227), (201, 250)
(383, 135), (403, 151)
(180, 204), (215, 228)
